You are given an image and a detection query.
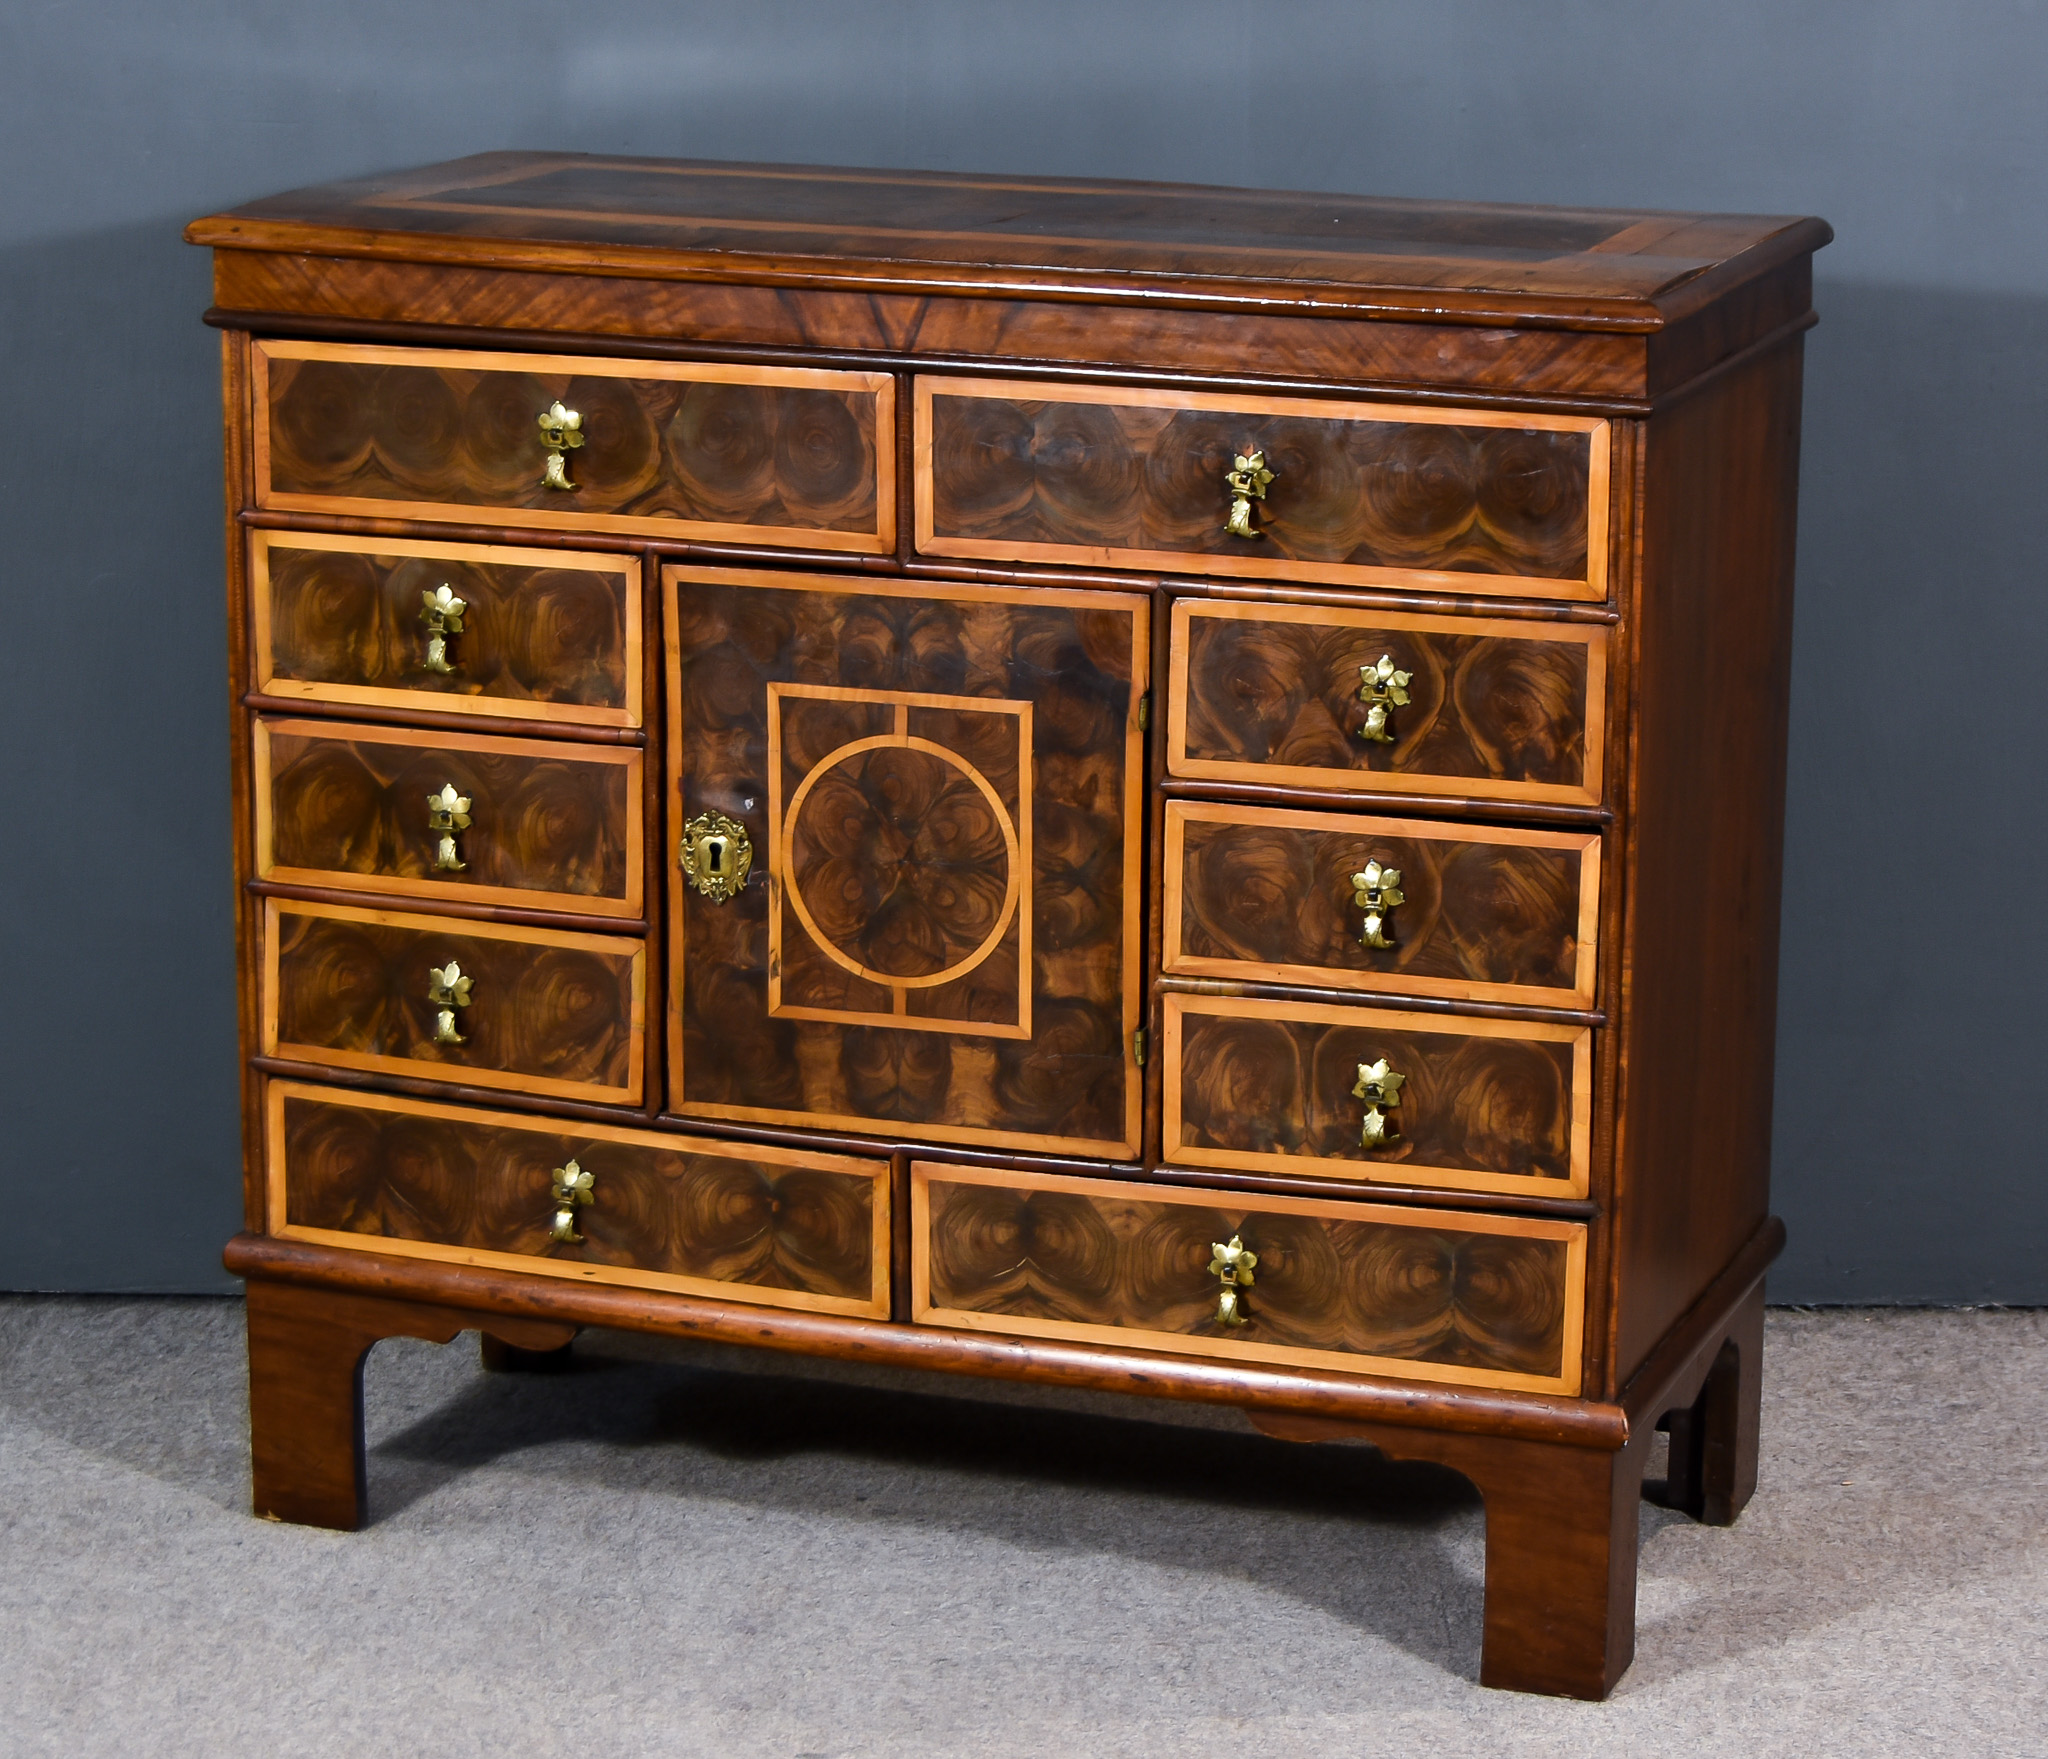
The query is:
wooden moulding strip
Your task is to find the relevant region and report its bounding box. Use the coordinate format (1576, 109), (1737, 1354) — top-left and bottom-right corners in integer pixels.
(262, 1080), (892, 1321)
(1160, 798), (1601, 1011)
(913, 375), (1610, 602)
(250, 339), (897, 553)
(247, 527), (644, 729)
(251, 714), (645, 919)
(260, 897), (647, 1106)
(225, 1230), (1624, 1448)
(662, 562), (1150, 1160)
(1165, 598), (1609, 808)
(1160, 993), (1594, 1201)
(908, 1163), (1585, 1397)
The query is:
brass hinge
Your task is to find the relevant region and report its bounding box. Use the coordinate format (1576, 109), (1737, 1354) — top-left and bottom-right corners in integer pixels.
(1132, 1028), (1148, 1067)
(1136, 692), (1151, 732)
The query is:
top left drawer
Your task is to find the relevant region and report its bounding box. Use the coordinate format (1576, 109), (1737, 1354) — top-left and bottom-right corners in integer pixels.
(252, 341), (896, 553)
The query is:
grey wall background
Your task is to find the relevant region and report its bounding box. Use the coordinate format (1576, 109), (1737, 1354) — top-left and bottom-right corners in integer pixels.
(2, 2), (2042, 1299)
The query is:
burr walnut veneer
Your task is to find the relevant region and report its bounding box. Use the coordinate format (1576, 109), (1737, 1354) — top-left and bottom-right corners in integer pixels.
(192, 154), (1825, 1700)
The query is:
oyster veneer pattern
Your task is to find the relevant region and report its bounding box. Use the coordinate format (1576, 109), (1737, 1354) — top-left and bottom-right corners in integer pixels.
(264, 900), (644, 1103)
(256, 340), (894, 550)
(1168, 599), (1607, 804)
(252, 530), (639, 726)
(1163, 801), (1600, 1009)
(668, 566), (1146, 1155)
(915, 1166), (1584, 1393)
(1163, 995), (1592, 1199)
(918, 378), (1607, 598)
(255, 717), (641, 916)
(272, 1084), (887, 1315)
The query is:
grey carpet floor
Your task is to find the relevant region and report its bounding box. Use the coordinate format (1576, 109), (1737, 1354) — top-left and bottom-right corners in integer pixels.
(0, 1300), (2042, 1758)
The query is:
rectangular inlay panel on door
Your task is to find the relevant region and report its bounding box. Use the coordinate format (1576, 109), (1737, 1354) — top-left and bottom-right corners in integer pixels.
(253, 717), (642, 917)
(268, 1081), (889, 1316)
(261, 898), (645, 1104)
(913, 1163), (1586, 1394)
(1167, 598), (1607, 806)
(253, 340), (895, 551)
(1162, 993), (1592, 1199)
(1162, 801), (1601, 1009)
(250, 529), (642, 727)
(666, 565), (1148, 1157)
(915, 376), (1609, 599)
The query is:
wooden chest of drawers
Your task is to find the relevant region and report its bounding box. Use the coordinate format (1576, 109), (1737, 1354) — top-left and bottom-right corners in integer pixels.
(191, 155), (1827, 1699)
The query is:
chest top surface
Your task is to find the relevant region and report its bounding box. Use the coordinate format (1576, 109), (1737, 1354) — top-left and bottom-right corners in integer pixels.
(186, 151), (1829, 331)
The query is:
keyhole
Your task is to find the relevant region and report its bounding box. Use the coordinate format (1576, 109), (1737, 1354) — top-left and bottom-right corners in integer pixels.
(705, 838), (726, 874)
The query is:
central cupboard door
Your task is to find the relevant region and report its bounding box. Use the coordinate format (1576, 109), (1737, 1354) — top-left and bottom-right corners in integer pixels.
(666, 566), (1148, 1155)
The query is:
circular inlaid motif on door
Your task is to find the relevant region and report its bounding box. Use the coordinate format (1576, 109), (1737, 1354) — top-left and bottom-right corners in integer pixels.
(782, 735), (1021, 989)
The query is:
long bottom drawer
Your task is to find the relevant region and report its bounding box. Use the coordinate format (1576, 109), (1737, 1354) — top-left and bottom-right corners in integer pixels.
(267, 1081), (889, 1317)
(912, 1164), (1584, 1394)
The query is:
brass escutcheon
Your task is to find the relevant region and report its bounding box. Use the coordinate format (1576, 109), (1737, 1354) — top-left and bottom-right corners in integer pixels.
(1208, 1233), (1258, 1328)
(548, 1158), (595, 1245)
(426, 783), (472, 872)
(679, 808), (753, 903)
(537, 401), (584, 491)
(420, 583), (466, 675)
(426, 960), (473, 1046)
(1223, 448), (1274, 539)
(1356, 654), (1413, 744)
(1350, 860), (1406, 950)
(1352, 1058), (1405, 1149)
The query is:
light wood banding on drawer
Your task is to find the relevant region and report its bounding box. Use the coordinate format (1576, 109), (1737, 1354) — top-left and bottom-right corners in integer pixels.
(261, 899), (645, 1104)
(913, 1164), (1584, 1395)
(251, 530), (641, 727)
(915, 377), (1608, 600)
(1163, 802), (1600, 1009)
(253, 717), (642, 917)
(254, 340), (895, 552)
(268, 1082), (889, 1317)
(1163, 994), (1592, 1199)
(1167, 599), (1607, 806)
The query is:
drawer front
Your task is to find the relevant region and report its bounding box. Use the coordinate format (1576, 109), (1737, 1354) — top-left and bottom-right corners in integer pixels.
(1168, 599), (1606, 805)
(252, 530), (641, 727)
(254, 717), (642, 917)
(269, 1082), (888, 1317)
(914, 1164), (1584, 1394)
(262, 899), (644, 1104)
(1163, 995), (1591, 1199)
(255, 340), (894, 553)
(667, 566), (1147, 1158)
(916, 377), (1608, 600)
(1164, 802), (1600, 1009)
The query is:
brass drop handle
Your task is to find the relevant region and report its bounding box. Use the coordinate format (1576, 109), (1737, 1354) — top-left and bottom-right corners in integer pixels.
(1208, 1234), (1258, 1328)
(1223, 449), (1274, 540)
(426, 960), (473, 1045)
(537, 401), (585, 491)
(420, 584), (466, 675)
(548, 1158), (594, 1245)
(679, 808), (753, 902)
(426, 783), (472, 873)
(1350, 861), (1405, 950)
(1353, 1058), (1405, 1150)
(1356, 655), (1413, 744)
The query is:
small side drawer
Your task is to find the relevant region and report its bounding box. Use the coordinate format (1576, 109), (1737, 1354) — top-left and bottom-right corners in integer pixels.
(1167, 599), (1607, 806)
(268, 1082), (889, 1317)
(916, 376), (1608, 600)
(1163, 801), (1600, 1009)
(1162, 995), (1591, 1199)
(261, 899), (645, 1104)
(255, 340), (894, 553)
(251, 530), (641, 728)
(914, 1164), (1584, 1394)
(253, 717), (642, 917)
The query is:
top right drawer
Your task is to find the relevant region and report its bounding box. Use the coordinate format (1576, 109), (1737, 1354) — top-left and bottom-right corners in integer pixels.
(915, 377), (1610, 601)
